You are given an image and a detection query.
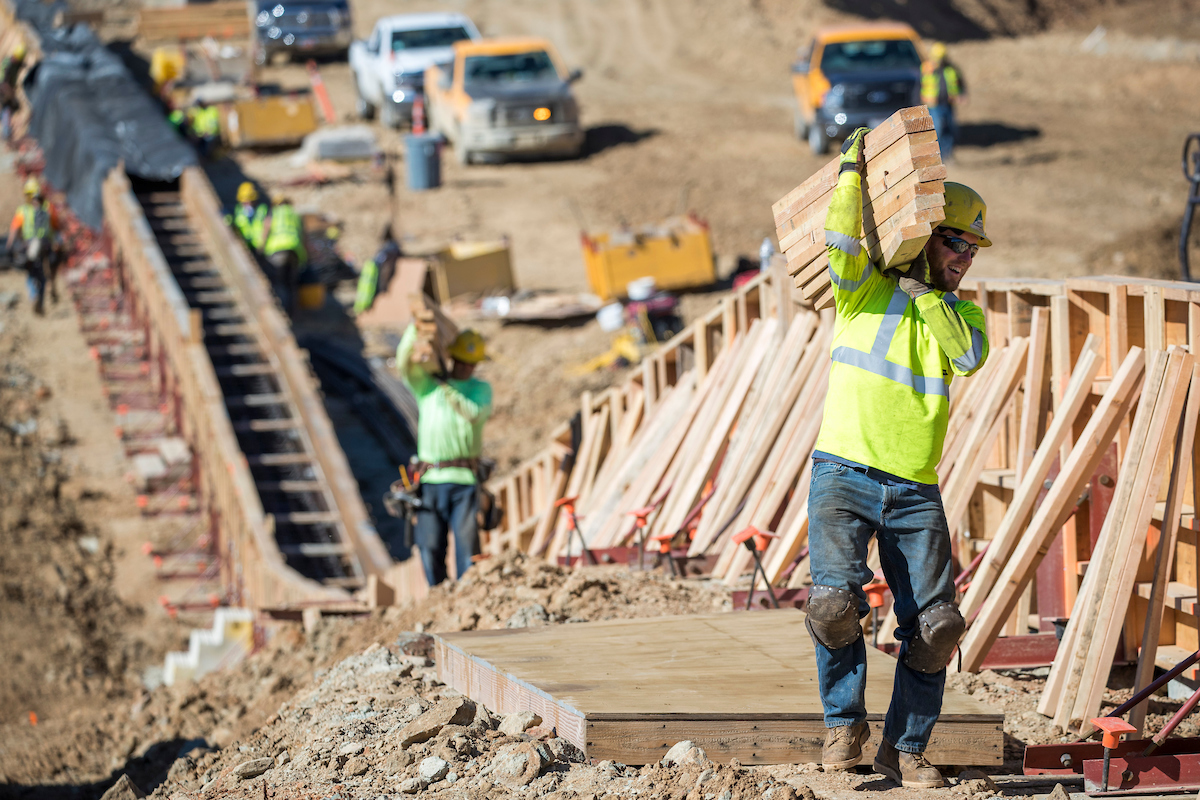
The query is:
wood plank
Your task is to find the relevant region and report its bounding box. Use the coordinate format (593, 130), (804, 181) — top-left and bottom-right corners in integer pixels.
(1016, 307), (1051, 482)
(959, 347), (1146, 672)
(436, 610), (1001, 766)
(1131, 364), (1200, 733)
(1066, 349), (1192, 733)
(959, 339), (1101, 618)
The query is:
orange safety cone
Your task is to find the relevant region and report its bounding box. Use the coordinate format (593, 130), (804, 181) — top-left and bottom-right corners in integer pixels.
(412, 92), (426, 135)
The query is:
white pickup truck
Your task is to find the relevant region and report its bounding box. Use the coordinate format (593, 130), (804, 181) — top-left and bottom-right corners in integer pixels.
(349, 12), (481, 128)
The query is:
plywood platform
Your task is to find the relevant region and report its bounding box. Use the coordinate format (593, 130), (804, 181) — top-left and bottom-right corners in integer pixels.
(435, 610), (1003, 765)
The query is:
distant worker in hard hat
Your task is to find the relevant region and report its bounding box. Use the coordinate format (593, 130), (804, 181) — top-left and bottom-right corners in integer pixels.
(354, 224), (402, 315)
(186, 98), (221, 159)
(805, 127), (989, 790)
(395, 322), (492, 587)
(921, 42), (967, 161)
(0, 40), (26, 141)
(225, 182), (268, 251)
(259, 193), (307, 314)
(7, 177), (60, 315)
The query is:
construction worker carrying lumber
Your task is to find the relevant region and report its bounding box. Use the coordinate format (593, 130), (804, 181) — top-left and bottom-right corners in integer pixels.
(806, 127), (989, 789)
(354, 224), (402, 315)
(186, 99), (220, 159)
(921, 43), (966, 162)
(225, 182), (268, 251)
(7, 177), (60, 316)
(0, 40), (25, 141)
(395, 320), (492, 587)
(260, 192), (307, 314)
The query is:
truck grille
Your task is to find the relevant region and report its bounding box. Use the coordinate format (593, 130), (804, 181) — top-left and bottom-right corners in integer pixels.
(277, 10), (334, 28)
(841, 80), (916, 111)
(498, 103), (559, 126)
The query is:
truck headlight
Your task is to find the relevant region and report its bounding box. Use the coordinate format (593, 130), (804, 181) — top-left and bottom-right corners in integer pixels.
(392, 90), (407, 103)
(467, 99), (494, 123)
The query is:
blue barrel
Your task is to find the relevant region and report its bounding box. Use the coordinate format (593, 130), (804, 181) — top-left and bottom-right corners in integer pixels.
(405, 133), (442, 191)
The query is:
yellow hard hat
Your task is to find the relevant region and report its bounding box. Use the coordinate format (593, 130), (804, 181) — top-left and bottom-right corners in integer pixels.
(930, 42), (947, 61)
(13, 40), (25, 60)
(270, 191), (287, 205)
(237, 182), (258, 203)
(940, 183), (991, 247)
(22, 176), (40, 196)
(448, 329), (487, 364)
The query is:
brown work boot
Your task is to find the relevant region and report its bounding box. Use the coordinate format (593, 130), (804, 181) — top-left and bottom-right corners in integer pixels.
(822, 722), (870, 770)
(873, 739), (944, 788)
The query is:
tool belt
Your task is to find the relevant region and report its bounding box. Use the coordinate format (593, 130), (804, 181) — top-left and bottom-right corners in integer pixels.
(415, 458), (479, 472)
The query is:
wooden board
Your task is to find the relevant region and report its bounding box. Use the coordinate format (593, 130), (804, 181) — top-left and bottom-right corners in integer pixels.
(436, 610), (1003, 766)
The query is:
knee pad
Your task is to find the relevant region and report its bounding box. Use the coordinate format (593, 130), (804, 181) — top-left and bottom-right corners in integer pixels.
(903, 601), (965, 674)
(805, 584), (862, 649)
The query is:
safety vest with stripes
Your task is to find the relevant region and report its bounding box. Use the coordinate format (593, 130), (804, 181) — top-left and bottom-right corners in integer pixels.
(815, 170), (989, 485)
(354, 259), (379, 315)
(921, 63), (961, 108)
(264, 204), (307, 264)
(232, 203), (268, 250)
(18, 201), (50, 240)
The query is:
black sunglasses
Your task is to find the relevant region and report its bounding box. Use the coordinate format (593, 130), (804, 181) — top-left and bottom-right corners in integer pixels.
(937, 234), (980, 257)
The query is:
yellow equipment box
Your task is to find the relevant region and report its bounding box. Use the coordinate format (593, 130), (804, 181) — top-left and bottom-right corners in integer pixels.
(222, 94), (318, 148)
(581, 214), (715, 301)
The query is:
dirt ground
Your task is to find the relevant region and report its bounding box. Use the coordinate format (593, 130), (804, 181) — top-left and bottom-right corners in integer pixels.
(5, 0), (1200, 797)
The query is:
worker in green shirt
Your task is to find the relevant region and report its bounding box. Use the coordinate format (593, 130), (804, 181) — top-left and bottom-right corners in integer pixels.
(396, 322), (492, 586)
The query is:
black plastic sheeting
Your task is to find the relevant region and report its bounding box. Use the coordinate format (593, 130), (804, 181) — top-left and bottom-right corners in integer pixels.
(16, 0), (196, 228)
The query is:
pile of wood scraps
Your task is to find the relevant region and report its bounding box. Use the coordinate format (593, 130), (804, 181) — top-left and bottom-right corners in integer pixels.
(772, 105), (946, 310)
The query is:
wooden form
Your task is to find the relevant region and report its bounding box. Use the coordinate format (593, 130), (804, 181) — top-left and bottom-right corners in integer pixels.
(435, 610), (1002, 766)
(137, 1), (251, 42)
(104, 169), (355, 612)
(489, 272), (1200, 713)
(772, 106), (947, 310)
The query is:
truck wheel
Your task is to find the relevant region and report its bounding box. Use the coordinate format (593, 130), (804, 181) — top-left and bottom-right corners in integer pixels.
(793, 111), (808, 141)
(808, 124), (829, 156)
(380, 102), (401, 129)
(355, 85), (376, 121)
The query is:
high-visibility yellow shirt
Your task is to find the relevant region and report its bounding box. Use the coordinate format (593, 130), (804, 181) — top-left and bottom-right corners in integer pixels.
(921, 63), (961, 108)
(395, 324), (492, 486)
(814, 169), (989, 484)
(188, 105), (221, 138)
(10, 201), (56, 240)
(264, 203), (307, 264)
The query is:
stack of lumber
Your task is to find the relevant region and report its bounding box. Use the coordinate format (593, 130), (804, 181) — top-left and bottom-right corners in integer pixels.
(137, 2), (250, 42)
(772, 106), (947, 310)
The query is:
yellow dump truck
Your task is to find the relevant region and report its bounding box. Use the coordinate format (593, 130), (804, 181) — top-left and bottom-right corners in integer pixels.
(581, 215), (716, 301)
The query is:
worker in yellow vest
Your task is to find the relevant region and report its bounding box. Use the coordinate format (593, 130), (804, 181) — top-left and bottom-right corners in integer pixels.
(921, 43), (966, 161)
(225, 182), (268, 250)
(186, 99), (221, 159)
(354, 225), (401, 315)
(0, 40), (25, 141)
(6, 177), (60, 315)
(260, 193), (307, 314)
(806, 128), (989, 789)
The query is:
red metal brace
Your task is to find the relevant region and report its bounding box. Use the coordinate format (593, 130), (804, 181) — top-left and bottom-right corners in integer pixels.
(647, 529), (678, 576)
(555, 496), (595, 566)
(1091, 717), (1136, 793)
(732, 525), (779, 609)
(626, 504), (658, 571)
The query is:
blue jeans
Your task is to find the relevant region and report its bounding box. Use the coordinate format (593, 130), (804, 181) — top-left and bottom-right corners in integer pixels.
(930, 105), (957, 162)
(807, 460), (955, 753)
(415, 481), (479, 586)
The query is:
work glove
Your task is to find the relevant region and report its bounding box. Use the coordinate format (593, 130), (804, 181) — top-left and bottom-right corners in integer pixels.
(839, 127), (869, 175)
(891, 251), (934, 299)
